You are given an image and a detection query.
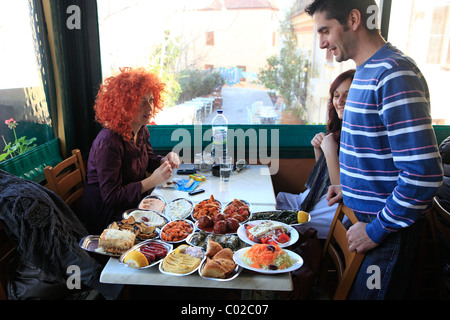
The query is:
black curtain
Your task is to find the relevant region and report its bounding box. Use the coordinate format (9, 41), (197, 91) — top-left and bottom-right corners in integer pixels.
(44, 0), (102, 157)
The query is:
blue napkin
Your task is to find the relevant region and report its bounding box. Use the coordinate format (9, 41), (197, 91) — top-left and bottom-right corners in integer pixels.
(174, 179), (201, 192)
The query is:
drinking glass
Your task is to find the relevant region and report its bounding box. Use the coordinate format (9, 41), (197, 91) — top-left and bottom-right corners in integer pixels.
(219, 156), (232, 182)
(194, 153), (202, 171)
(200, 152), (213, 175)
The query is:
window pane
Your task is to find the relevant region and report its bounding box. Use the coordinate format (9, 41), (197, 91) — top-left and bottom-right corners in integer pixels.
(388, 0), (450, 124)
(97, 0), (310, 125)
(0, 0), (53, 160)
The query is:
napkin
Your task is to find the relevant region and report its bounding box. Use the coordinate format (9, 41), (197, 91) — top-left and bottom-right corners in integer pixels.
(174, 179), (201, 192)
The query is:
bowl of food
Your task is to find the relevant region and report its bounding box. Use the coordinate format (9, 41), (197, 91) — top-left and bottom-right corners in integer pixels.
(160, 219), (195, 243)
(164, 198), (194, 220)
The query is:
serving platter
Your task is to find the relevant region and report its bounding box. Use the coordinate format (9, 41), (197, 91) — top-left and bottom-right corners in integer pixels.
(233, 247), (303, 274)
(138, 195), (167, 212)
(198, 259), (242, 281)
(159, 247), (205, 276)
(248, 210), (311, 226)
(159, 219), (195, 244)
(164, 198), (194, 220)
(237, 220), (299, 248)
(186, 231), (245, 252)
(122, 208), (170, 226)
(119, 239), (172, 270)
(79, 235), (122, 257)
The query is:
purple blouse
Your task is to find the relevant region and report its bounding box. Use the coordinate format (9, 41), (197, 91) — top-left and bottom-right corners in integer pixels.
(81, 127), (163, 234)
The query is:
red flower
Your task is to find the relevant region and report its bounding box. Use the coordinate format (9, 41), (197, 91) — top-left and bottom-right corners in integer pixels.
(5, 118), (17, 129)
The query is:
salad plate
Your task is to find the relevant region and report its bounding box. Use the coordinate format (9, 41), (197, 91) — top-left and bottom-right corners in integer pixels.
(237, 220), (299, 248)
(233, 247), (303, 274)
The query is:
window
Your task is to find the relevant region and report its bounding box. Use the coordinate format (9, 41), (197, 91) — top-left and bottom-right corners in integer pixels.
(97, 0), (289, 125)
(388, 0), (450, 125)
(97, 0), (450, 126)
(0, 1), (54, 162)
(206, 31), (214, 46)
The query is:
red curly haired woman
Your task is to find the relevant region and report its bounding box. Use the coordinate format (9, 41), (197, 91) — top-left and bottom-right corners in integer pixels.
(82, 68), (179, 234)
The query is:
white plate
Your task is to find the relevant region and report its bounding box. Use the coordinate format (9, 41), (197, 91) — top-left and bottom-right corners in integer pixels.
(233, 247), (303, 274)
(237, 220), (299, 248)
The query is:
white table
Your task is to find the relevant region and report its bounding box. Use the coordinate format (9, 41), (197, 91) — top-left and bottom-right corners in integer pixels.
(152, 164), (277, 209)
(99, 165), (293, 292)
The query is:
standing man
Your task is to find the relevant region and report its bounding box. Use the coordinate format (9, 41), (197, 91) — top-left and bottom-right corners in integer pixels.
(306, 0), (443, 299)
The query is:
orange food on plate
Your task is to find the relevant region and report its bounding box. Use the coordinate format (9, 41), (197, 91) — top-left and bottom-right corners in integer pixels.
(160, 220), (193, 242)
(193, 195), (221, 220)
(223, 199), (250, 222)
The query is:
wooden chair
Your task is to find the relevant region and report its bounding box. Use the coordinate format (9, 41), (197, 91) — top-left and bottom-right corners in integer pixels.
(44, 149), (86, 218)
(320, 202), (366, 300)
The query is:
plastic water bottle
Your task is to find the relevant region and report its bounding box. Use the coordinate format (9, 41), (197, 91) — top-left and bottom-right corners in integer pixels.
(211, 110), (228, 164)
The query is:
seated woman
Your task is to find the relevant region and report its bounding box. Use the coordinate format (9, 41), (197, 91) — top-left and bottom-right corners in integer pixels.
(276, 69), (355, 239)
(82, 68), (180, 234)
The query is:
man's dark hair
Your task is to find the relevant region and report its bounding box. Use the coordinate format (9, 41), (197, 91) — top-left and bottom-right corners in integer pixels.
(305, 0), (380, 33)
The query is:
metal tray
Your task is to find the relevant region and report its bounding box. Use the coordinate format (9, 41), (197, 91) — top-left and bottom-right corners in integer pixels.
(119, 239), (172, 270)
(222, 199), (252, 223)
(138, 195), (167, 212)
(159, 219), (196, 244)
(164, 198), (194, 220)
(191, 198), (222, 221)
(185, 231), (245, 252)
(198, 258), (242, 282)
(79, 235), (122, 257)
(122, 208), (171, 227)
(248, 210), (311, 226)
(159, 247), (205, 276)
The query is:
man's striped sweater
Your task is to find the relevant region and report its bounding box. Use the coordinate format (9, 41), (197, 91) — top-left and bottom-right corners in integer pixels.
(340, 43), (443, 244)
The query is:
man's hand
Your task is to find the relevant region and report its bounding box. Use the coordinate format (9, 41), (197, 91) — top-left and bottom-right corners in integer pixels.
(347, 222), (378, 254)
(327, 185), (343, 206)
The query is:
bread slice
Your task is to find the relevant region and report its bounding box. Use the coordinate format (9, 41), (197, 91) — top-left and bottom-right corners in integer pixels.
(98, 229), (136, 254)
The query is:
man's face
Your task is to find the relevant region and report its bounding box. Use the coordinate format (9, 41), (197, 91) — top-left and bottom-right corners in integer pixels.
(314, 11), (355, 63)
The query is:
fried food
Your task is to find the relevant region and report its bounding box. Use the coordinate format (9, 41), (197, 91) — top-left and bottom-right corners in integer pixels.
(193, 195), (221, 220)
(98, 229), (136, 254)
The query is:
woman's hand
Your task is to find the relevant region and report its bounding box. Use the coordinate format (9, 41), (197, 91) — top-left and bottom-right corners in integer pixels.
(162, 152), (180, 169)
(311, 132), (325, 160)
(141, 161), (173, 193)
(320, 133), (338, 157)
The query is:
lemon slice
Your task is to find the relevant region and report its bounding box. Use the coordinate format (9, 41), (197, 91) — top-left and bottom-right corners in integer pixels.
(124, 250), (149, 268)
(297, 211), (310, 224)
(174, 244), (189, 254)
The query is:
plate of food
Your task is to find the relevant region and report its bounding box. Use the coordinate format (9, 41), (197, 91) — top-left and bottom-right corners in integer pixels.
(198, 239), (242, 281)
(164, 198), (194, 220)
(186, 231), (244, 252)
(191, 195), (222, 221)
(159, 244), (205, 276)
(233, 244), (303, 274)
(82, 228), (136, 256)
(122, 209), (169, 228)
(109, 215), (160, 241)
(249, 210), (311, 226)
(119, 239), (172, 269)
(160, 219), (195, 243)
(237, 220), (299, 248)
(222, 199), (251, 223)
(194, 214), (241, 234)
(138, 195), (167, 213)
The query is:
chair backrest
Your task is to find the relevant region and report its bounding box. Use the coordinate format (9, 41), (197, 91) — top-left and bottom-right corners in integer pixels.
(44, 149), (86, 215)
(431, 197), (450, 240)
(321, 202), (366, 300)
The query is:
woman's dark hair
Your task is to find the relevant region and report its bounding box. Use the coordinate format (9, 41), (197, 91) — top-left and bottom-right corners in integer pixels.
(326, 69), (355, 141)
(305, 0), (380, 34)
